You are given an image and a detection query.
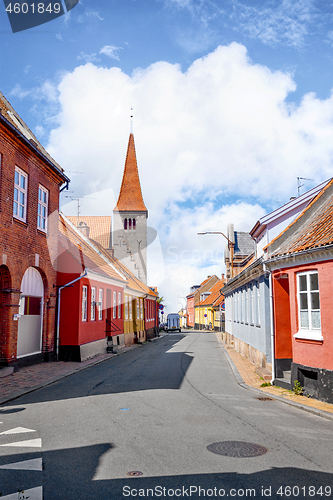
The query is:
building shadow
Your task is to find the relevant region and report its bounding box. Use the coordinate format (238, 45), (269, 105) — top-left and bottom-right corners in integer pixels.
(7, 335), (193, 405)
(0, 444), (332, 499)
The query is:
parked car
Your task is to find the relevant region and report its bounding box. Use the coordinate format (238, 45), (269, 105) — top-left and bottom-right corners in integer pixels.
(167, 313), (181, 333)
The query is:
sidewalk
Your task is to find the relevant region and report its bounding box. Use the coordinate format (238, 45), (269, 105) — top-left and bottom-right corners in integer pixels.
(0, 345), (139, 406)
(216, 333), (333, 420)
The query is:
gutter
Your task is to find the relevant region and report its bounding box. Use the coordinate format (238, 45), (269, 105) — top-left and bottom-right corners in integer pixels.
(0, 112), (70, 184)
(56, 269), (88, 361)
(266, 243), (333, 266)
(263, 262), (275, 384)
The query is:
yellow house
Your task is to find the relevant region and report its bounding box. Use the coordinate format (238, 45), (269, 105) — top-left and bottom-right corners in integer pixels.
(195, 278), (225, 330)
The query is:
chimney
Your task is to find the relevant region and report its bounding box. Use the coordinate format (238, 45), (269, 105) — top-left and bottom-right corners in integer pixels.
(78, 221), (90, 238)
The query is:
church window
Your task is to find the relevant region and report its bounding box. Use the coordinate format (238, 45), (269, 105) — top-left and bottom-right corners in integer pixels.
(133, 219), (136, 230)
(129, 218), (132, 230)
(124, 218), (127, 230)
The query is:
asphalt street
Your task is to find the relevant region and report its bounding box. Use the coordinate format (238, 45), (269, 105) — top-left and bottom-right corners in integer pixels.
(0, 331), (332, 499)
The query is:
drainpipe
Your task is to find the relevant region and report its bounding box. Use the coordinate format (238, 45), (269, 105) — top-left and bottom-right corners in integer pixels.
(56, 269), (87, 361)
(263, 262), (275, 384)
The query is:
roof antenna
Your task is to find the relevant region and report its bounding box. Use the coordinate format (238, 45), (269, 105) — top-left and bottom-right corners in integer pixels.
(297, 176), (314, 196)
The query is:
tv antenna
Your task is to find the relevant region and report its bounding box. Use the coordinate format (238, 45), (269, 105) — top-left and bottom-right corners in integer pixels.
(297, 177), (314, 196)
(64, 195), (97, 226)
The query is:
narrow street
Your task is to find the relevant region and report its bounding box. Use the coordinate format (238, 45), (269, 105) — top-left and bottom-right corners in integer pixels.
(0, 331), (332, 499)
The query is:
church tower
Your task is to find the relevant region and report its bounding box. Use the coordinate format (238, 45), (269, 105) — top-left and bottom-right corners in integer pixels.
(113, 133), (148, 284)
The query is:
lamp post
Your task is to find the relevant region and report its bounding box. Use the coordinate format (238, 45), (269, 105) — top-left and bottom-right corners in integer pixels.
(197, 231), (235, 278)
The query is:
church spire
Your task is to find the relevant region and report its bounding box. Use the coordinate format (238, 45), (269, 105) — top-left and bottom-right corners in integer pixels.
(114, 133), (147, 214)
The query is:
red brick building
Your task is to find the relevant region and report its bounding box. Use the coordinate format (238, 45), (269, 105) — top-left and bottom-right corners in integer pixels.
(0, 91), (69, 371)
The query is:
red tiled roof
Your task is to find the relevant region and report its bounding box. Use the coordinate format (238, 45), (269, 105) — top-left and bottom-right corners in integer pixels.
(198, 279), (225, 306)
(114, 133), (147, 213)
(59, 214), (126, 283)
(67, 216), (111, 249)
(268, 179), (333, 257)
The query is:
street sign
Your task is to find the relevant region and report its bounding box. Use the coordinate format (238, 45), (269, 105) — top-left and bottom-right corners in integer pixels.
(204, 314), (207, 318)
(159, 304), (164, 310)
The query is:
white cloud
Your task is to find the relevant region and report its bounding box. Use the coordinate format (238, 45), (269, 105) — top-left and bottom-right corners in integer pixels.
(233, 0), (319, 48)
(77, 52), (101, 64)
(46, 43), (333, 310)
(100, 45), (123, 61)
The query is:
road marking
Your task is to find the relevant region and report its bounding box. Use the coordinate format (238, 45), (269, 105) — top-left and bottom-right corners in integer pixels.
(0, 458), (42, 471)
(0, 427), (36, 436)
(1, 486), (43, 499)
(0, 438), (42, 448)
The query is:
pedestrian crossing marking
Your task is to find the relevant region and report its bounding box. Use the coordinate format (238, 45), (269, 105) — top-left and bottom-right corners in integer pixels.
(0, 457), (42, 471)
(0, 438), (42, 448)
(1, 486), (43, 499)
(0, 427), (36, 436)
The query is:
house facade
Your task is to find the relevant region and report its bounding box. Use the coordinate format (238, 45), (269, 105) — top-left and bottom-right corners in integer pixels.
(265, 179), (333, 403)
(0, 91), (69, 371)
(223, 182), (330, 371)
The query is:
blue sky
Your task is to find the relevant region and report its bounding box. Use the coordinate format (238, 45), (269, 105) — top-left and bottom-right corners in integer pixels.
(1, 0), (333, 309)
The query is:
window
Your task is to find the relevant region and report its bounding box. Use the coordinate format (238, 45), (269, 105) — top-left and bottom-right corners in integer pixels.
(133, 219), (136, 230)
(129, 218), (132, 230)
(37, 185), (48, 232)
(98, 289), (103, 320)
(250, 284), (254, 324)
(82, 286), (87, 322)
(118, 292), (121, 319)
(137, 299), (140, 320)
(129, 297), (132, 320)
(256, 281), (260, 326)
(91, 287), (96, 321)
(124, 218), (127, 230)
(113, 291), (117, 319)
(296, 271), (322, 340)
(245, 287), (248, 324)
(125, 295), (128, 320)
(13, 166), (28, 222)
(140, 299), (143, 320)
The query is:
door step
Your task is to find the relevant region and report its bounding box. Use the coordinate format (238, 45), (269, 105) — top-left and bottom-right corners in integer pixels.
(0, 367), (14, 379)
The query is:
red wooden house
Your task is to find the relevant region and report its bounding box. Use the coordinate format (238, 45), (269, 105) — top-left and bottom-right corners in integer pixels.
(266, 179), (333, 403)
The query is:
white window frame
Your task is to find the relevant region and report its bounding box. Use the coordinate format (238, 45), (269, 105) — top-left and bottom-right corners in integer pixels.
(129, 297), (132, 320)
(118, 292), (121, 319)
(256, 281), (260, 326)
(125, 295), (128, 320)
(113, 291), (117, 319)
(91, 287), (96, 321)
(137, 299), (140, 321)
(82, 286), (88, 322)
(295, 271), (322, 341)
(98, 288), (103, 320)
(140, 298), (143, 320)
(13, 166), (28, 222)
(37, 184), (48, 232)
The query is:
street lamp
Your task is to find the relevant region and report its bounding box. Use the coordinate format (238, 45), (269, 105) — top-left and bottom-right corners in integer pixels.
(197, 231), (235, 278)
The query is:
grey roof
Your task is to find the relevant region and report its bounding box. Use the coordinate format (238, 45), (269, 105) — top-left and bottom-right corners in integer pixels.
(234, 231), (255, 256)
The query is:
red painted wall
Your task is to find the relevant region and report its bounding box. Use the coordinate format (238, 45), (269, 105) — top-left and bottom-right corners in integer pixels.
(187, 296), (194, 327)
(273, 260), (333, 371)
(144, 298), (157, 330)
(272, 274), (292, 360)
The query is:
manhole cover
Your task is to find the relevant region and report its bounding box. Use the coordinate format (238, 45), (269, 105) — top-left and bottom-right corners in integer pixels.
(256, 397), (274, 401)
(207, 441), (268, 457)
(127, 471), (143, 476)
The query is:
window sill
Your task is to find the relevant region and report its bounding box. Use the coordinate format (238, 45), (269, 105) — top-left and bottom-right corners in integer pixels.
(37, 228), (47, 236)
(294, 330), (323, 341)
(13, 217), (28, 228)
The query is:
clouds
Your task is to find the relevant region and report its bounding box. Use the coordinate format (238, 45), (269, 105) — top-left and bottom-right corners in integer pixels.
(46, 42), (333, 309)
(100, 45), (123, 61)
(233, 0), (319, 48)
